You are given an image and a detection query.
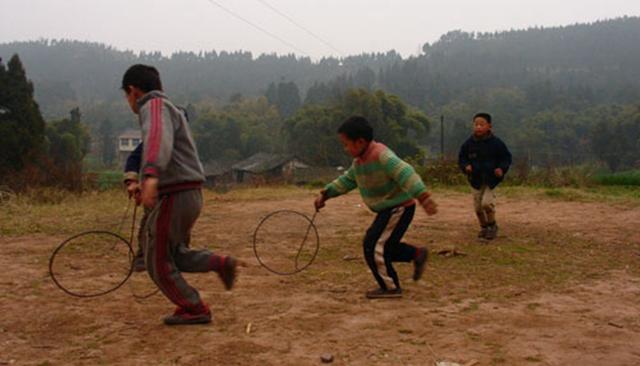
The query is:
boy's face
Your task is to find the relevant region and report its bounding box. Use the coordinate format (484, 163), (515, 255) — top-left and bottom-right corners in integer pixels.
(473, 117), (491, 137)
(339, 133), (368, 158)
(124, 86), (143, 114)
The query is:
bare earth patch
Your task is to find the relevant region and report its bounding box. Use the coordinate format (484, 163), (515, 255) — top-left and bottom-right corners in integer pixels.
(1, 188), (639, 365)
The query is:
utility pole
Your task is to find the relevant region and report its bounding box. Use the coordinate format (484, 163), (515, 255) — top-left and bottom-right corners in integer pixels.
(440, 115), (444, 159)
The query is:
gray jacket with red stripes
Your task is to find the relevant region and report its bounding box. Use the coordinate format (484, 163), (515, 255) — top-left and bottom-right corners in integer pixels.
(137, 91), (205, 189)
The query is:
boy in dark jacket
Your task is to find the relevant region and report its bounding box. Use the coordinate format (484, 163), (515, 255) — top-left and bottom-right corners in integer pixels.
(458, 113), (512, 240)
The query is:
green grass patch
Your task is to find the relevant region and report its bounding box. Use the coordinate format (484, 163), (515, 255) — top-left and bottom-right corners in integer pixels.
(594, 170), (640, 186)
(93, 170), (122, 190)
(499, 185), (640, 205)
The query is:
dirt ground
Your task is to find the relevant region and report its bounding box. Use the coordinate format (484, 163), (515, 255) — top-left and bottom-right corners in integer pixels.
(1, 188), (640, 365)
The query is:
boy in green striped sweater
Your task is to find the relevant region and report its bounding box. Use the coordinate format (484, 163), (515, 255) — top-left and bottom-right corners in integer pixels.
(314, 116), (437, 299)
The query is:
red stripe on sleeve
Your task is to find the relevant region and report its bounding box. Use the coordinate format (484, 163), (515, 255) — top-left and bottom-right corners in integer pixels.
(145, 98), (163, 165)
(143, 167), (158, 177)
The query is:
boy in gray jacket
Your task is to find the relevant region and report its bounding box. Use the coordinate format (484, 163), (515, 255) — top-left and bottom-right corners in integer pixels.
(122, 64), (237, 325)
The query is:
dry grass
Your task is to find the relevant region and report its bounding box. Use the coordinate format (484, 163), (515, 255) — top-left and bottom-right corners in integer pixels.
(440, 185), (640, 207)
(0, 189), (128, 237)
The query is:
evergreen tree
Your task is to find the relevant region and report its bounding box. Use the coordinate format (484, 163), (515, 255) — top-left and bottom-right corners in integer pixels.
(304, 82), (332, 105)
(265, 82), (278, 105)
(276, 81), (301, 118)
(0, 54), (45, 178)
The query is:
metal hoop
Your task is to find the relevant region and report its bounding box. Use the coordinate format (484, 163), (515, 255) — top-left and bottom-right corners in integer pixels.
(252, 210), (320, 276)
(49, 230), (134, 298)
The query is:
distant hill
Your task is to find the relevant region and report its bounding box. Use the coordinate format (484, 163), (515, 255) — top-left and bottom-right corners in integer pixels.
(379, 16), (640, 107)
(0, 40), (399, 118)
(0, 16), (638, 120)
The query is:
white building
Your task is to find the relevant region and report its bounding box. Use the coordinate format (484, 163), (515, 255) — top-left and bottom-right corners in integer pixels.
(117, 129), (142, 166)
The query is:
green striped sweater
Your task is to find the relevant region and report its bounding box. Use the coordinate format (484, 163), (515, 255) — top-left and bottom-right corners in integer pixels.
(324, 141), (427, 212)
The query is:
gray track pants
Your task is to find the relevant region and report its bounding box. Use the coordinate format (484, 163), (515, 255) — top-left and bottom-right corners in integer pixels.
(144, 189), (218, 312)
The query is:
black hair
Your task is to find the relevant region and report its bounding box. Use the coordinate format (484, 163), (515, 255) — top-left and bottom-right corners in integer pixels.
(337, 116), (373, 142)
(121, 64), (162, 93)
(473, 112), (492, 124)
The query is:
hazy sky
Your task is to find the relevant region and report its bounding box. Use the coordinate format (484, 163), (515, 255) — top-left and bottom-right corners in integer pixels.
(1, 0), (639, 59)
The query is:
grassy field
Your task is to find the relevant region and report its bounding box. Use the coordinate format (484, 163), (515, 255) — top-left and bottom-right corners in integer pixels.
(2, 184), (639, 237)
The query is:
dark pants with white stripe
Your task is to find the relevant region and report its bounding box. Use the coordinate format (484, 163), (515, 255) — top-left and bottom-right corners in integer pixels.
(143, 189), (218, 313)
(363, 204), (418, 290)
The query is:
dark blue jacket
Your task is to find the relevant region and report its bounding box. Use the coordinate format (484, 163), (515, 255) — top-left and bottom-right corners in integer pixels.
(458, 133), (512, 189)
(125, 142), (143, 175)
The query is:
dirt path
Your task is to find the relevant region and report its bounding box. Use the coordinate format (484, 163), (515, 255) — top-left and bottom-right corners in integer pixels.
(1, 190), (639, 365)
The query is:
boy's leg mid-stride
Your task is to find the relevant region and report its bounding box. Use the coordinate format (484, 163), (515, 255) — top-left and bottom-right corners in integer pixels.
(473, 185), (496, 239)
(145, 186), (236, 325)
(362, 205), (429, 299)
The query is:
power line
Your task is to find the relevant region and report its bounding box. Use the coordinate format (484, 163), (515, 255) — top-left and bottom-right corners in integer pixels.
(255, 0), (344, 57)
(203, 0), (310, 57)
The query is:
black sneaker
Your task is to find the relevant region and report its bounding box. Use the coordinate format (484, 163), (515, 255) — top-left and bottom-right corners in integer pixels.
(478, 226), (488, 239)
(365, 287), (403, 299)
(218, 256), (237, 290)
(133, 255), (146, 272)
(485, 224), (498, 240)
(163, 306), (212, 326)
(413, 247), (429, 281)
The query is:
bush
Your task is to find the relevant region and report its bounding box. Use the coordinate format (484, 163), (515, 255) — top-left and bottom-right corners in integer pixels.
(5, 155), (86, 192)
(414, 157), (602, 188)
(417, 158), (468, 186)
(94, 170), (122, 191)
(507, 165), (597, 188)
